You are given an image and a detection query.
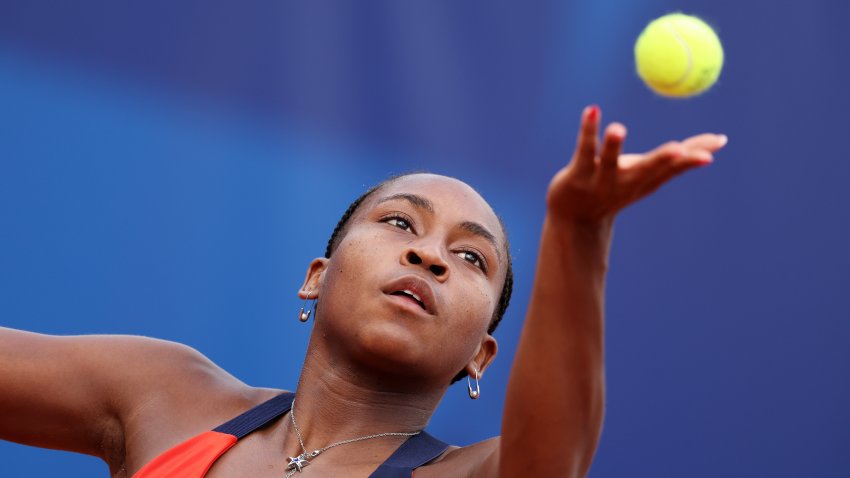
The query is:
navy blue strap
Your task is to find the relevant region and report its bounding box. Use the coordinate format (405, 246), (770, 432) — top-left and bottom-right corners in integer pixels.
(213, 392), (295, 439)
(369, 431), (449, 477)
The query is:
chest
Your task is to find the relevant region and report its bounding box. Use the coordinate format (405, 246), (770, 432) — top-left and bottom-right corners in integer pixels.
(208, 456), (390, 478)
(204, 434), (412, 478)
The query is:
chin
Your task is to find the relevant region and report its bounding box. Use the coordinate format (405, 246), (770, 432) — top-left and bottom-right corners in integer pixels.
(316, 301), (458, 384)
(355, 320), (427, 368)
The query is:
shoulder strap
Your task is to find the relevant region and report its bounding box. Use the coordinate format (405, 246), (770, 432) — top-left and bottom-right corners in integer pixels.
(212, 392), (295, 439)
(369, 431), (449, 477)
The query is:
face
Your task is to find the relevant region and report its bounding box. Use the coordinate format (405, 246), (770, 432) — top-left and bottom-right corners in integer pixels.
(305, 174), (505, 387)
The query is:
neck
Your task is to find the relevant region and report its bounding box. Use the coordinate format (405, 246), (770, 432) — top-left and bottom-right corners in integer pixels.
(288, 337), (446, 452)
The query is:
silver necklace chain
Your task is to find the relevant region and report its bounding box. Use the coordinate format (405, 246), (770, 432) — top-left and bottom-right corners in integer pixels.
(284, 399), (421, 477)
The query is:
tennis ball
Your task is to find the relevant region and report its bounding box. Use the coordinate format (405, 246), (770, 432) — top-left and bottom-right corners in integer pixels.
(634, 13), (724, 97)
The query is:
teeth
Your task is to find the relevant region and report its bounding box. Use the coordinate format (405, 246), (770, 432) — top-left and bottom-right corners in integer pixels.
(403, 290), (422, 303)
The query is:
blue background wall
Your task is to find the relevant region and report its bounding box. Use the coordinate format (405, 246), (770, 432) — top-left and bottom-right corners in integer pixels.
(1, 1), (848, 476)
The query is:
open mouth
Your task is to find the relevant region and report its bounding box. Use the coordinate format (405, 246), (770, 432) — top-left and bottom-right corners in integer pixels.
(390, 289), (426, 310)
(382, 276), (436, 315)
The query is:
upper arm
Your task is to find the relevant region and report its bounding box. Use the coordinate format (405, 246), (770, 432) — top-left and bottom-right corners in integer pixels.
(0, 327), (238, 460)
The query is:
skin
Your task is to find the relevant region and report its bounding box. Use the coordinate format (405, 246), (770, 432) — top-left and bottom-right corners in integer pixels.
(0, 106), (727, 477)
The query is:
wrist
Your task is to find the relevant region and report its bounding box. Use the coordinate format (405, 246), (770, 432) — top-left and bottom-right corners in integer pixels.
(542, 214), (614, 273)
(545, 213), (614, 243)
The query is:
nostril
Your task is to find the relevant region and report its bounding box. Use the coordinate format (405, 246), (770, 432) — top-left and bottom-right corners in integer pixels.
(407, 251), (422, 265)
(430, 264), (446, 276)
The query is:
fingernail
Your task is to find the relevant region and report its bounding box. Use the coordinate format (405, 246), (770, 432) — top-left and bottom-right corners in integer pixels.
(609, 122), (627, 138)
(717, 134), (728, 146)
(587, 105), (599, 122)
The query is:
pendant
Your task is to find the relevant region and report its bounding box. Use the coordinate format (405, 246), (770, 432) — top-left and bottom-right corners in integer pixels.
(286, 454), (310, 473)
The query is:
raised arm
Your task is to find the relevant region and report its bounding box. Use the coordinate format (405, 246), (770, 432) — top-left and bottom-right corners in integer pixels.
(0, 327), (238, 466)
(495, 106), (727, 477)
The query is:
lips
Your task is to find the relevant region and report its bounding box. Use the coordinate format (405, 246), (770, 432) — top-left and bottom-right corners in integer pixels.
(382, 276), (437, 315)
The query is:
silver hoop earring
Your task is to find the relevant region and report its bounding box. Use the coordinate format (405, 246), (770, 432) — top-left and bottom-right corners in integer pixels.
(467, 368), (480, 400)
(298, 291), (316, 323)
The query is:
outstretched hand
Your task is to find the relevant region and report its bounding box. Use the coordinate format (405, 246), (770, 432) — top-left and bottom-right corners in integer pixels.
(547, 105), (728, 226)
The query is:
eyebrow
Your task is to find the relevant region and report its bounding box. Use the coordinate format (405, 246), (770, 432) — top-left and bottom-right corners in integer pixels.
(377, 193), (434, 214)
(459, 221), (501, 262)
(377, 193), (502, 263)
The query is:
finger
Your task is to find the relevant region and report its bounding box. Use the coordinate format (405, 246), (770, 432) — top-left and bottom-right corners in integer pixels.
(598, 122), (627, 177)
(682, 133), (728, 153)
(619, 141), (682, 170)
(618, 153), (643, 169)
(633, 146), (713, 196)
(625, 141), (709, 181)
(572, 105), (600, 174)
(649, 144), (712, 172)
(622, 136), (718, 172)
(637, 157), (709, 198)
(643, 141), (684, 169)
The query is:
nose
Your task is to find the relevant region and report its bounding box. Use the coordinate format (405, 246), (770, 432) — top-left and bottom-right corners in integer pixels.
(403, 247), (449, 280)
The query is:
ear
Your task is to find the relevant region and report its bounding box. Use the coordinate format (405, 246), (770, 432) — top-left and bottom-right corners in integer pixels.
(466, 334), (498, 378)
(298, 258), (329, 299)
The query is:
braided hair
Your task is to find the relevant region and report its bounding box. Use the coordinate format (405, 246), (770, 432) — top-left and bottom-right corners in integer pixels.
(324, 174), (514, 384)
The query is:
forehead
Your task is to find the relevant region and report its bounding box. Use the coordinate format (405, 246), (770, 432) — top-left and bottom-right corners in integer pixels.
(364, 174), (505, 242)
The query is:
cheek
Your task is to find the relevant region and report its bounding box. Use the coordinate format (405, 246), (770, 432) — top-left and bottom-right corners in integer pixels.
(427, 284), (494, 373)
(319, 234), (387, 311)
(449, 280), (497, 337)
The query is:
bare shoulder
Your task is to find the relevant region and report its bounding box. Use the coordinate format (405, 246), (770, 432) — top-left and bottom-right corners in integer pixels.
(0, 328), (286, 474)
(66, 334), (263, 436)
(98, 335), (286, 473)
(417, 436), (500, 478)
(100, 335), (267, 433)
(50, 333), (252, 411)
(87, 334), (244, 394)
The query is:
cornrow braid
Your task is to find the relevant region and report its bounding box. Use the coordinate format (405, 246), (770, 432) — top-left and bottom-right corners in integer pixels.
(489, 261), (513, 335)
(324, 182), (384, 259)
(324, 174), (513, 384)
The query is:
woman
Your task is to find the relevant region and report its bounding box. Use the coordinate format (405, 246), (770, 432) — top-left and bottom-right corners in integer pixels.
(0, 106), (726, 477)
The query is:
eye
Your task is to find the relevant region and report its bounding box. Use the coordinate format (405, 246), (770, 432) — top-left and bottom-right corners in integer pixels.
(382, 214), (414, 233)
(457, 250), (486, 272)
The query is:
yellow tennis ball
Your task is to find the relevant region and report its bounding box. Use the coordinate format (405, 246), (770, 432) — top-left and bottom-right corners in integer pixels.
(634, 13), (724, 97)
